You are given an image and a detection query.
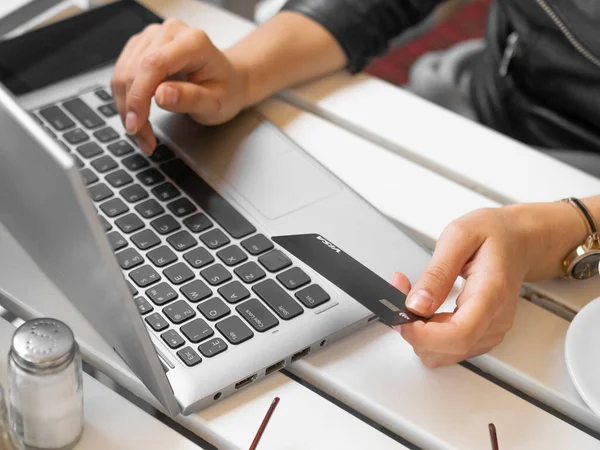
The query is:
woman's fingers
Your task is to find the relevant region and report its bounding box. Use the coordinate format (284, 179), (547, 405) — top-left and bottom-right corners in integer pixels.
(406, 221), (484, 317)
(125, 29), (215, 135)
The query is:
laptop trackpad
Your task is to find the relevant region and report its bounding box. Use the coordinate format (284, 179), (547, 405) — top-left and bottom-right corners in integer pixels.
(158, 111), (341, 220)
(221, 140), (341, 220)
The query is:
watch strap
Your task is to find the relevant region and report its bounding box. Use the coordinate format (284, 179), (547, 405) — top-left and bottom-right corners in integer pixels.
(562, 197), (598, 235)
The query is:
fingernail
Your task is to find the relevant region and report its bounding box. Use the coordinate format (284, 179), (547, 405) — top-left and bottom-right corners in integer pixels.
(135, 136), (152, 155)
(125, 111), (138, 134)
(392, 272), (403, 286)
(157, 86), (178, 107)
(406, 289), (434, 316)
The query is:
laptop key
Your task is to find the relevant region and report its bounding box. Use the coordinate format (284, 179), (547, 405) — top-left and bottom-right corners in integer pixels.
(131, 229), (160, 250)
(105, 169), (133, 188)
(107, 231), (127, 251)
(136, 199), (165, 219)
(116, 248), (144, 270)
(39, 105), (75, 131)
(76, 141), (103, 159)
(161, 159), (256, 238)
(115, 213), (144, 234)
(277, 267), (311, 290)
(121, 184), (148, 203)
(91, 155), (118, 173)
(126, 281), (138, 296)
(152, 182), (180, 201)
(130, 265), (161, 287)
(163, 300), (196, 324)
(107, 140), (134, 157)
(161, 329), (185, 349)
(253, 279), (303, 320)
(198, 338), (227, 358)
(146, 282), (178, 306)
(177, 346), (202, 367)
(167, 230), (197, 252)
(241, 234), (274, 256)
(198, 297), (230, 321)
(145, 312), (169, 332)
(236, 299), (279, 332)
(163, 262), (194, 285)
(98, 103), (118, 118)
(100, 198), (128, 217)
(88, 182), (113, 202)
(134, 296), (153, 315)
(63, 98), (105, 129)
(183, 213), (212, 233)
(95, 89), (112, 101)
(217, 245), (248, 266)
(80, 168), (98, 186)
(98, 215), (112, 232)
(183, 247), (214, 269)
(137, 168), (165, 186)
(180, 280), (212, 303)
(295, 285), (330, 309)
(218, 281), (250, 304)
(216, 316), (253, 345)
(200, 229), (230, 249)
(151, 215), (180, 235)
(180, 318), (213, 343)
(200, 264), (232, 286)
(167, 198), (196, 217)
(147, 246), (178, 268)
(63, 128), (89, 144)
(234, 262), (266, 284)
(149, 144), (175, 163)
(122, 154), (149, 171)
(259, 250), (292, 273)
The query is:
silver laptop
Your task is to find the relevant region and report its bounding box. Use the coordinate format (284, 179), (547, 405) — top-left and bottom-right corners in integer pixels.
(0, 0), (430, 416)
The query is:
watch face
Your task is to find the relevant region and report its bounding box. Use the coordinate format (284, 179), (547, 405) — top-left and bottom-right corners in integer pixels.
(572, 253), (600, 280)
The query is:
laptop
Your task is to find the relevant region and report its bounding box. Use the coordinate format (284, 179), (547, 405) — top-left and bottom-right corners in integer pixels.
(0, 0), (430, 416)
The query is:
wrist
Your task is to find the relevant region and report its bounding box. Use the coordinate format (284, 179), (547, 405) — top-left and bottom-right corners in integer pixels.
(507, 202), (588, 281)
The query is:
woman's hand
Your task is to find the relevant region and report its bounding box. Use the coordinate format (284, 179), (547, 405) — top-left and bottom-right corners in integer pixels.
(111, 19), (249, 154)
(392, 201), (587, 368)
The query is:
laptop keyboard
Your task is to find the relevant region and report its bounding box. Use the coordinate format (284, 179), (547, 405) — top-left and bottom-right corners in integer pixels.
(32, 88), (331, 368)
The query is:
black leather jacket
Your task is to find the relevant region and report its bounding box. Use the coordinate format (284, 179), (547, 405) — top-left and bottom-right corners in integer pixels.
(283, 0), (600, 151)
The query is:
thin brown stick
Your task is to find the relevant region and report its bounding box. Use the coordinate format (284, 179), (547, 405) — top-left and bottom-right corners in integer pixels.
(489, 423), (499, 450)
(249, 397), (280, 450)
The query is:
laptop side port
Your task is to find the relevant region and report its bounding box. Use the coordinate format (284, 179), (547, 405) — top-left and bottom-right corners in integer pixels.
(266, 360), (285, 376)
(235, 374), (257, 390)
(291, 347), (311, 362)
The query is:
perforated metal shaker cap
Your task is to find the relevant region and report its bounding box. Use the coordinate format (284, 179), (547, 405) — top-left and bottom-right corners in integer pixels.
(10, 318), (76, 372)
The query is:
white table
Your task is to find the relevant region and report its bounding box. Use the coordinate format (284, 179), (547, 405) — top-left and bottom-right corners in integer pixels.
(1, 1), (600, 449)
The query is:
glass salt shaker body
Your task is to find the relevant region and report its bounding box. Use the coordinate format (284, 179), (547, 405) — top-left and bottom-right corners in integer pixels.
(7, 319), (83, 450)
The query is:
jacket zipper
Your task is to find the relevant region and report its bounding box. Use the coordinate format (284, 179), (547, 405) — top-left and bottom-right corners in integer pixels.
(534, 0), (600, 69)
(499, 32), (519, 77)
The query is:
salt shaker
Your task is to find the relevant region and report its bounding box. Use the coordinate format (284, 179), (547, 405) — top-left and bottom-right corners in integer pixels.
(7, 319), (83, 450)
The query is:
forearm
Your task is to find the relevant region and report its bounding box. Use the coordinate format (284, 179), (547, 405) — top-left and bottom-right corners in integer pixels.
(516, 196), (600, 281)
(225, 12), (347, 108)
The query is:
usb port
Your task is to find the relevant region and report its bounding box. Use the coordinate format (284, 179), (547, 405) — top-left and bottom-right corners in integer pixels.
(291, 347), (311, 362)
(235, 374), (257, 389)
(266, 360), (285, 376)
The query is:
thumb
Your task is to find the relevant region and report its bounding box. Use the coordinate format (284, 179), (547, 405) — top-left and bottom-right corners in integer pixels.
(407, 224), (483, 317)
(155, 81), (221, 121)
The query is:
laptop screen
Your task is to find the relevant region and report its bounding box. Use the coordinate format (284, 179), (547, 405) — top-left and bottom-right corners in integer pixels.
(0, 0), (162, 96)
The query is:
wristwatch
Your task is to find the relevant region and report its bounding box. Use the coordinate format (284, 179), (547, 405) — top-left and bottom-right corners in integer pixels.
(562, 197), (600, 280)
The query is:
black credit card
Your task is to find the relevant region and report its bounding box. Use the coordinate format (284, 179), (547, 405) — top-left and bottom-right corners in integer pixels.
(272, 234), (422, 326)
